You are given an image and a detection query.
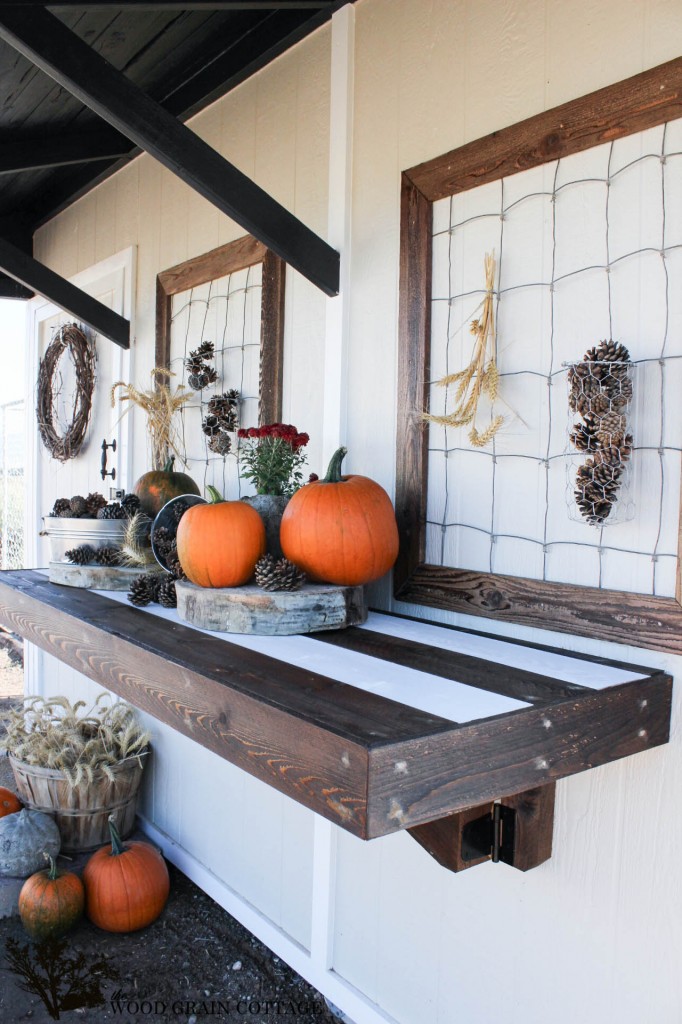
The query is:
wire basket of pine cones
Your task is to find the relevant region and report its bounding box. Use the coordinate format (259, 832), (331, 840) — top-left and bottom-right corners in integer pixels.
(565, 340), (636, 526)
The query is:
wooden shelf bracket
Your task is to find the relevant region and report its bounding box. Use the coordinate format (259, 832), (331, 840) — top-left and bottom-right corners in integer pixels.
(408, 783), (556, 873)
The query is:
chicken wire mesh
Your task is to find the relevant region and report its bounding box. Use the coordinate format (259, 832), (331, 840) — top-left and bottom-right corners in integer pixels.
(0, 400), (24, 569)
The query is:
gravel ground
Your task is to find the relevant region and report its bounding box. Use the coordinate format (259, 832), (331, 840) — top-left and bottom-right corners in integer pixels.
(0, 642), (341, 1024)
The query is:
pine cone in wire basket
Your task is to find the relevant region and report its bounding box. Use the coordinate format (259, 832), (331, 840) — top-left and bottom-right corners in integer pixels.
(569, 414), (601, 452)
(188, 367), (218, 391)
(207, 391), (239, 431)
(583, 339), (631, 365)
(65, 545), (96, 565)
(207, 432), (232, 456)
(127, 572), (162, 607)
(254, 554), (306, 592)
(202, 413), (222, 437)
(595, 410), (627, 448)
(194, 340), (215, 360)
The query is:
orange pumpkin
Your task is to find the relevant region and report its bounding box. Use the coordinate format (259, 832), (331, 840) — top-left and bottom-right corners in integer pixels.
(19, 854), (85, 941)
(176, 485), (265, 587)
(134, 455), (200, 517)
(83, 816), (169, 933)
(280, 447), (399, 586)
(0, 786), (22, 818)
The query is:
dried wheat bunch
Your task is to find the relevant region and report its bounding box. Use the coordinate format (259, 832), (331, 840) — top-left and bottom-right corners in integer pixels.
(1, 693), (150, 789)
(111, 368), (193, 470)
(423, 252), (503, 447)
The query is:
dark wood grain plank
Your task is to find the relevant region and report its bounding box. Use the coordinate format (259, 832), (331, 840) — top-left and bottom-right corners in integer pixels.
(394, 173), (432, 593)
(367, 674), (671, 838)
(157, 236), (267, 298)
(315, 626), (590, 704)
(406, 58), (682, 202)
(259, 249), (285, 425)
(396, 564), (682, 657)
(408, 804), (491, 873)
(0, 571), (455, 747)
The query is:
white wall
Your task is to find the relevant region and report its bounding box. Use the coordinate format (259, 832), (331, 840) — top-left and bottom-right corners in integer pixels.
(31, 2), (682, 1022)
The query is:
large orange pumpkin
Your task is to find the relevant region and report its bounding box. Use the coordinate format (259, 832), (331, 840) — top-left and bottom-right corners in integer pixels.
(0, 786), (22, 818)
(176, 485), (266, 587)
(134, 456), (200, 517)
(280, 447), (399, 586)
(83, 817), (169, 933)
(19, 854), (84, 941)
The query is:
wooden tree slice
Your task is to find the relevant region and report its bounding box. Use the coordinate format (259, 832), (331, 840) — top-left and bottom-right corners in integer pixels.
(176, 581), (368, 635)
(49, 563), (146, 591)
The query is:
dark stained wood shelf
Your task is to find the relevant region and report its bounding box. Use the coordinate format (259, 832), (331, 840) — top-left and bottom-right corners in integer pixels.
(0, 570), (672, 871)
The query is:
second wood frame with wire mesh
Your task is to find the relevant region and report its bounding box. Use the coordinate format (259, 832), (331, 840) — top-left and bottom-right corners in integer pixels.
(395, 57), (682, 655)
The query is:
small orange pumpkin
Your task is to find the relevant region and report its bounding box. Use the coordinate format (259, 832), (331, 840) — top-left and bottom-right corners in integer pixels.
(176, 485), (266, 588)
(280, 447), (399, 586)
(83, 816), (169, 933)
(0, 786), (22, 818)
(134, 455), (200, 517)
(19, 853), (85, 941)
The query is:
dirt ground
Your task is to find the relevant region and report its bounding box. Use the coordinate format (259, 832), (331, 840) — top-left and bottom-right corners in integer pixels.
(0, 642), (342, 1024)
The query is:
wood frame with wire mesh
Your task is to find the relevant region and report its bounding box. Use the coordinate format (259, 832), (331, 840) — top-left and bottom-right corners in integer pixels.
(395, 57), (682, 655)
(155, 234), (285, 425)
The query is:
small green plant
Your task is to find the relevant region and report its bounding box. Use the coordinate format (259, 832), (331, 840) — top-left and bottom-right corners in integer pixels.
(1, 693), (150, 789)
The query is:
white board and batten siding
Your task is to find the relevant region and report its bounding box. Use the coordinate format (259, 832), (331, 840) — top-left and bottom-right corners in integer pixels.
(27, 2), (682, 1023)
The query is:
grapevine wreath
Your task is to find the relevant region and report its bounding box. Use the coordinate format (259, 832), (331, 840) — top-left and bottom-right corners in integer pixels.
(36, 323), (96, 462)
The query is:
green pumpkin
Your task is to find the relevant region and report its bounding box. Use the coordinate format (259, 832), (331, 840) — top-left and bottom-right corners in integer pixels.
(133, 456), (200, 517)
(0, 809), (61, 878)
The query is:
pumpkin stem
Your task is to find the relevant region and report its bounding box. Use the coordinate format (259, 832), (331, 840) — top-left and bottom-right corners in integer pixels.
(163, 455), (176, 473)
(321, 447), (348, 484)
(205, 484), (224, 504)
(107, 814), (126, 856)
(43, 852), (58, 880)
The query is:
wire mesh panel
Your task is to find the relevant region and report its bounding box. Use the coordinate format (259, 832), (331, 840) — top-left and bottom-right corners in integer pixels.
(169, 263), (263, 499)
(426, 117), (682, 600)
(0, 400), (24, 569)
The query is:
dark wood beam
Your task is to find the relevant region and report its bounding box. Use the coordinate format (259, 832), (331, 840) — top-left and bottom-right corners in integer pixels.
(0, 5), (340, 296)
(35, 3), (334, 8)
(0, 277), (33, 300)
(0, 237), (129, 348)
(0, 129), (131, 175)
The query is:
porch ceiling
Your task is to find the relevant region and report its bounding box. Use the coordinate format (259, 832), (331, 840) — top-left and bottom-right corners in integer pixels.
(0, 1), (349, 302)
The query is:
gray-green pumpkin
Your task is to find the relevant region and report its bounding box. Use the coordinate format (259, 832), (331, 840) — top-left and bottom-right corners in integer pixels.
(0, 808), (61, 877)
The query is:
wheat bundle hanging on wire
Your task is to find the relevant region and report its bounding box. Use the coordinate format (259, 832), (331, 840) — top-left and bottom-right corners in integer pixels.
(424, 252), (503, 448)
(111, 368), (193, 470)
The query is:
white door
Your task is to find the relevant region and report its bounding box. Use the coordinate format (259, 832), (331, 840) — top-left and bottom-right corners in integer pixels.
(24, 248), (135, 698)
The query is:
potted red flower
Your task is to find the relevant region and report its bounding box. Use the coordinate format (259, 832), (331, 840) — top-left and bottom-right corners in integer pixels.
(237, 423), (309, 556)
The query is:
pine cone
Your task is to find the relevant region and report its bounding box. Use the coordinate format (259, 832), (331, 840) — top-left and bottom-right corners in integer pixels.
(127, 572), (162, 607)
(65, 544), (96, 565)
(569, 415), (601, 452)
(157, 577), (177, 608)
(194, 341), (215, 360)
(208, 432), (232, 456)
(51, 498), (72, 517)
(184, 353), (205, 374)
(170, 500), (190, 525)
(97, 502), (127, 520)
(120, 493), (141, 516)
(207, 392), (239, 431)
(595, 411), (627, 447)
(254, 554), (305, 592)
(188, 367), (218, 390)
(202, 414), (221, 437)
(85, 492), (107, 517)
(582, 339), (631, 365)
(69, 495), (87, 517)
(94, 546), (122, 567)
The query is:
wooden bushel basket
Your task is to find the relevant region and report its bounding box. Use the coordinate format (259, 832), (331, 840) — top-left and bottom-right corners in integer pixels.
(9, 753), (147, 852)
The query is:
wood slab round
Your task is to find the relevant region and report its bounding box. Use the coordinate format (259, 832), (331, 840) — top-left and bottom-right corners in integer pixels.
(176, 580), (368, 635)
(49, 562), (145, 590)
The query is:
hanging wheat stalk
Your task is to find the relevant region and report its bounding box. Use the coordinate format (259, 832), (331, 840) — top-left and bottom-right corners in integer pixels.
(111, 368), (193, 469)
(424, 252), (503, 447)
